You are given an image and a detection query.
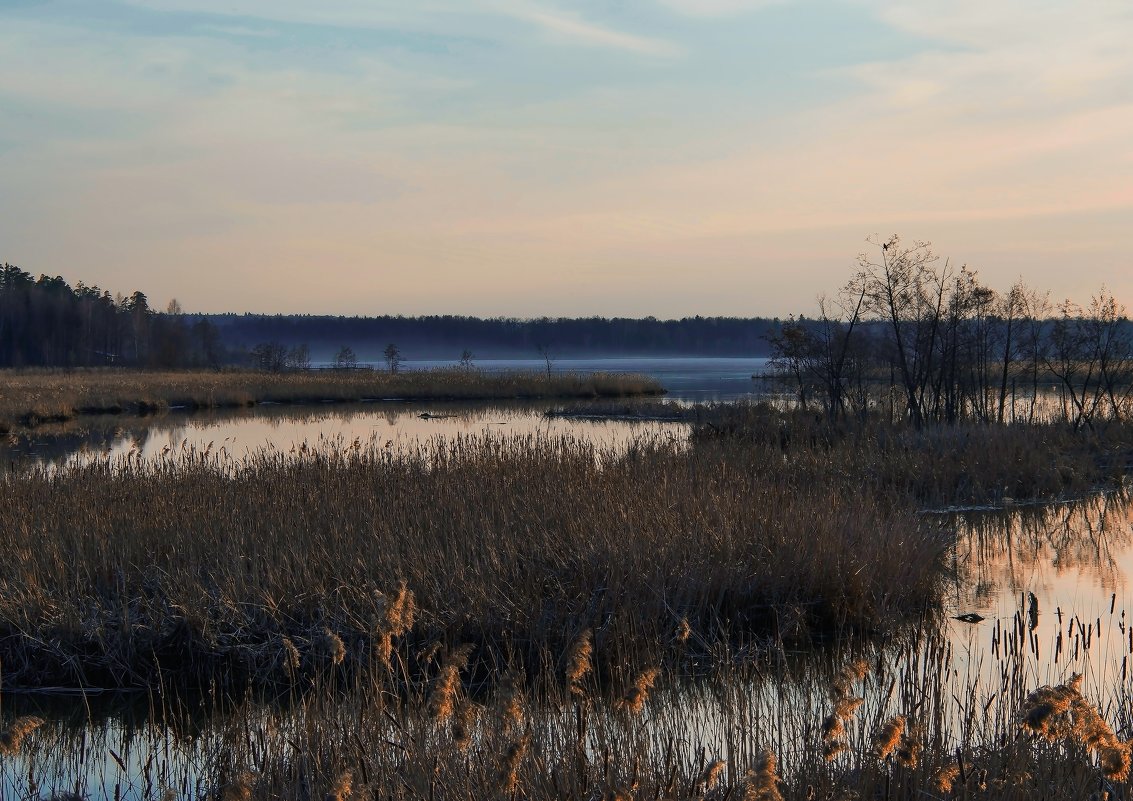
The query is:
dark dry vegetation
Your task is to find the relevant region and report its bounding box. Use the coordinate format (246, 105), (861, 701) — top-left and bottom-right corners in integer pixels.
(4, 414), (1133, 799)
(0, 367), (663, 431)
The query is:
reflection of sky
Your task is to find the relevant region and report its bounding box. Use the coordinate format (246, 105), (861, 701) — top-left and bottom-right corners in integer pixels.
(39, 402), (689, 472)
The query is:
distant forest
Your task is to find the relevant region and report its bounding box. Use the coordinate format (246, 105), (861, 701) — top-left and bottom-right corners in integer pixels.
(0, 262), (783, 368)
(206, 313), (780, 361)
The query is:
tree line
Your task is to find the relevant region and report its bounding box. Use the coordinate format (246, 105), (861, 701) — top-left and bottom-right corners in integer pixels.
(0, 263), (224, 368)
(205, 312), (781, 358)
(766, 236), (1133, 430)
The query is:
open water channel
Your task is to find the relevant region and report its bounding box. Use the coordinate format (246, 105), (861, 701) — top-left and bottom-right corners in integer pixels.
(2, 358), (1132, 798)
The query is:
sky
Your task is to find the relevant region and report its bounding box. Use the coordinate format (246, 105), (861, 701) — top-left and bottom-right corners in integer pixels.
(1, 0), (1131, 317)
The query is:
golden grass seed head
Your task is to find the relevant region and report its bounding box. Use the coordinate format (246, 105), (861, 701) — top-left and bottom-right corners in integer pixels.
(451, 700), (480, 751)
(318, 629), (346, 666)
(873, 716), (906, 761)
(220, 772), (255, 801)
(1100, 744), (1132, 782)
(0, 715), (46, 756)
(821, 714), (844, 742)
(281, 637), (301, 672)
(325, 770), (353, 801)
(697, 759), (726, 791)
(498, 733), (531, 795)
(823, 740), (847, 762)
(833, 696), (864, 721)
(565, 629), (593, 695)
(931, 763), (961, 793)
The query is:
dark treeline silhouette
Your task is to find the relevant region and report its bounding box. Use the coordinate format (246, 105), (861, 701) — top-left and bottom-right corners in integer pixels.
(205, 313), (782, 359)
(766, 236), (1133, 430)
(0, 263), (224, 368)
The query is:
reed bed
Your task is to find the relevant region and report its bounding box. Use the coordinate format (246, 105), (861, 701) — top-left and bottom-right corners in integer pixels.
(0, 368), (663, 431)
(0, 432), (943, 690)
(5, 602), (1133, 801)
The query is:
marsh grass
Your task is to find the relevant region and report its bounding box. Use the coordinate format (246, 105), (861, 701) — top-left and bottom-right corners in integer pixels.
(0, 430), (944, 690)
(0, 367), (663, 431)
(6, 614), (1133, 801)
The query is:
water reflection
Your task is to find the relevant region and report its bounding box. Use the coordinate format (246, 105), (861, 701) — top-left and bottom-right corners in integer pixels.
(2, 400), (689, 473)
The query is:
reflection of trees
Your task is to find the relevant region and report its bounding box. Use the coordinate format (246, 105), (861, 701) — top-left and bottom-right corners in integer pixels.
(951, 493), (1132, 605)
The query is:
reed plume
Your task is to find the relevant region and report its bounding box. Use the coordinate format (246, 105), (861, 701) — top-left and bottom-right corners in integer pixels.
(428, 644), (473, 725)
(318, 629), (346, 666)
(565, 629), (593, 696)
(498, 670), (526, 734)
(895, 727), (922, 768)
(451, 700), (480, 751)
(696, 759), (726, 792)
(281, 637), (301, 672)
(220, 772), (255, 801)
(741, 751), (783, 801)
(325, 770), (353, 801)
(821, 661), (866, 761)
(874, 715), (906, 761)
(932, 763), (961, 793)
(615, 667), (660, 714)
(372, 582), (416, 669)
(498, 733), (531, 795)
(0, 715), (45, 756)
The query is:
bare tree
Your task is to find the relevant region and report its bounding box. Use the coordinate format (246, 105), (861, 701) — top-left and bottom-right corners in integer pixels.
(384, 343), (402, 374)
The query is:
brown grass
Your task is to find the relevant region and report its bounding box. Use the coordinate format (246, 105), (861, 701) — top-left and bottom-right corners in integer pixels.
(0, 432), (944, 689)
(0, 367), (664, 431)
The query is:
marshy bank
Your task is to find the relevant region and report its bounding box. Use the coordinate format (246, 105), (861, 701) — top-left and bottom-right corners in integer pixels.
(0, 367), (664, 432)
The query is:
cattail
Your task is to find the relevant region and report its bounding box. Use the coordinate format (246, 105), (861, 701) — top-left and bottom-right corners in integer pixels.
(676, 617), (692, 643)
(616, 667), (660, 714)
(428, 644), (473, 725)
(325, 770), (353, 801)
(565, 630), (593, 695)
(498, 733), (531, 795)
(220, 772), (254, 801)
(318, 629), (346, 666)
(0, 715), (45, 756)
(281, 637), (301, 672)
(874, 716), (905, 760)
(932, 763), (961, 793)
(697, 759), (726, 791)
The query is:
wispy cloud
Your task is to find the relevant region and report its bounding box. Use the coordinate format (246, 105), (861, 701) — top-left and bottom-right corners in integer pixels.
(506, 7), (681, 56)
(655, 0), (789, 17)
(120, 0), (679, 57)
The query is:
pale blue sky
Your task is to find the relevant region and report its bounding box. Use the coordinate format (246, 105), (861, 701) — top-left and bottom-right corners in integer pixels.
(1, 1), (1131, 316)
